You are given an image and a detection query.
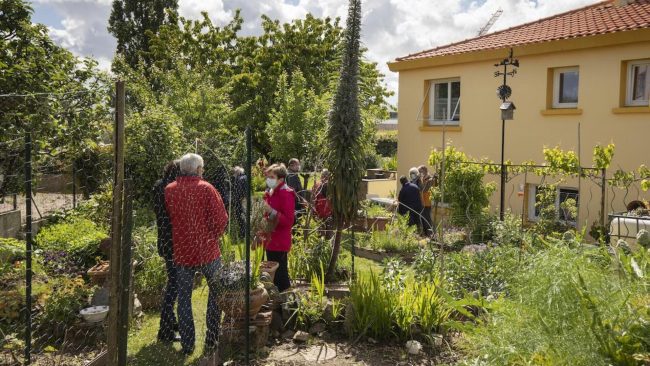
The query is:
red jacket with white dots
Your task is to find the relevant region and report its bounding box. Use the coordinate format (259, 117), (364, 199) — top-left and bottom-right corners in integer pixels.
(165, 176), (228, 266)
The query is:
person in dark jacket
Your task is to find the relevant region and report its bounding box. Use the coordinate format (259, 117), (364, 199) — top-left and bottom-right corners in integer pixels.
(153, 160), (181, 343)
(286, 158), (304, 224)
(398, 175), (423, 228)
(231, 166), (247, 239)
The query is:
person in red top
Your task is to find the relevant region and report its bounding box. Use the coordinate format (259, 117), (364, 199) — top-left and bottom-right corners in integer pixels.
(262, 163), (295, 292)
(165, 153), (228, 355)
(312, 169), (333, 238)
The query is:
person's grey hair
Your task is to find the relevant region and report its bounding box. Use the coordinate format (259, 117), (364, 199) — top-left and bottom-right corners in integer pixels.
(409, 167), (419, 176)
(179, 153), (204, 175)
(321, 169), (330, 178)
(233, 166), (245, 176)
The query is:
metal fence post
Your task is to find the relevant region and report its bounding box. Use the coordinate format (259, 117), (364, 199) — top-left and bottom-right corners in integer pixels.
(108, 80), (126, 366)
(244, 126), (252, 365)
(24, 131), (33, 365)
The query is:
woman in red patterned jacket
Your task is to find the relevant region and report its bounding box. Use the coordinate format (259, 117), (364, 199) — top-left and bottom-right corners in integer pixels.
(262, 163), (295, 292)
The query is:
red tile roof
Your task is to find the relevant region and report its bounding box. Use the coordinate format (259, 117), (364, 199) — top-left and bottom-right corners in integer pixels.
(396, 0), (650, 62)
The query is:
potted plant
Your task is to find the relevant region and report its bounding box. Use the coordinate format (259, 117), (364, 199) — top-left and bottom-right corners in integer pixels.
(217, 246), (269, 320)
(87, 260), (109, 286)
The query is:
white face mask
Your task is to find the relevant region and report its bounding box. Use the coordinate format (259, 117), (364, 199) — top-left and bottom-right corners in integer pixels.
(266, 178), (278, 189)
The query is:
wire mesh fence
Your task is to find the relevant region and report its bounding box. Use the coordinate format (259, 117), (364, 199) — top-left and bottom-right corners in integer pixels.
(0, 91), (114, 365)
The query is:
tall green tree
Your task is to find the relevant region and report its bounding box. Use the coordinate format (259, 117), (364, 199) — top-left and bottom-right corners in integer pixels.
(325, 0), (364, 281)
(266, 70), (329, 168)
(0, 0), (110, 198)
(142, 11), (390, 156)
(108, 0), (178, 69)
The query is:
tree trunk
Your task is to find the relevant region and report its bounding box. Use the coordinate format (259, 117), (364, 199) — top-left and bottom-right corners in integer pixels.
(326, 219), (343, 283)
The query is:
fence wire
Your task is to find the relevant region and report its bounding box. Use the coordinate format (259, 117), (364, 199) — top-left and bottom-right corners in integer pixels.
(1, 92), (113, 365)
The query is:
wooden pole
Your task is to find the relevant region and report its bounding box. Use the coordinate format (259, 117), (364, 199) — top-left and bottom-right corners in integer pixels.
(108, 80), (125, 366)
(118, 179), (134, 365)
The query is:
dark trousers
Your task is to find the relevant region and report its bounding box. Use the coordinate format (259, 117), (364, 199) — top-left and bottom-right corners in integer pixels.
(233, 204), (245, 239)
(177, 259), (222, 354)
(266, 250), (290, 292)
(158, 255), (178, 341)
(420, 206), (433, 236)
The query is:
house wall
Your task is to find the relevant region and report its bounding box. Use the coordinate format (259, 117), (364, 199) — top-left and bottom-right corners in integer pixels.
(395, 38), (650, 229)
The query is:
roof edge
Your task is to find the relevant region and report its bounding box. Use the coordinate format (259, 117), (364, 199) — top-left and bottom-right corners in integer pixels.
(394, 0), (612, 62)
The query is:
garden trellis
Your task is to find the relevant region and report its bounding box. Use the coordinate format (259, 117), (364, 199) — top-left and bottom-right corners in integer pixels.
(429, 143), (650, 247)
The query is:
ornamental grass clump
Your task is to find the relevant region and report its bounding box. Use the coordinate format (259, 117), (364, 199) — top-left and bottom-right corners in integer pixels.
(349, 269), (451, 342)
(460, 244), (650, 365)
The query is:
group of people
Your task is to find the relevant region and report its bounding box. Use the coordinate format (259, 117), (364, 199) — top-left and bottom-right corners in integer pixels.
(397, 165), (436, 236)
(152, 153), (328, 356)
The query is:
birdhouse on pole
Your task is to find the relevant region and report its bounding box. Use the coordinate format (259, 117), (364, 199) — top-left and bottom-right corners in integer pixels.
(500, 101), (516, 120)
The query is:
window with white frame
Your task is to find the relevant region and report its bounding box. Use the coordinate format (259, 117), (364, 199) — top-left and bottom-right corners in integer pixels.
(552, 67), (579, 108)
(427, 78), (460, 124)
(528, 184), (579, 223)
(626, 60), (650, 106)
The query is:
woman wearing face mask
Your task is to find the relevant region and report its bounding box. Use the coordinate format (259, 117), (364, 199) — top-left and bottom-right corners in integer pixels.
(262, 163), (295, 292)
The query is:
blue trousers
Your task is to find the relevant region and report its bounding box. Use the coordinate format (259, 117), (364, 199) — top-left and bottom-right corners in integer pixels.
(176, 258), (222, 354)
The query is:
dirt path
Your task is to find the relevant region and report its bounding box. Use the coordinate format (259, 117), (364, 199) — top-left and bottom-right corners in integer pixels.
(252, 338), (458, 366)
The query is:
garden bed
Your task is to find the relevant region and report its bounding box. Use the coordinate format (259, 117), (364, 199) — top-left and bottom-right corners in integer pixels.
(353, 246), (415, 263)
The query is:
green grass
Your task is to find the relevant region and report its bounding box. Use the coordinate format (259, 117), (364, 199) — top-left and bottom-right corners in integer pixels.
(128, 280), (219, 365)
(126, 245), (384, 365)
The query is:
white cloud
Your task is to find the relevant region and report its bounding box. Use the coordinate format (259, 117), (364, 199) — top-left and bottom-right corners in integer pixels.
(34, 0), (601, 106)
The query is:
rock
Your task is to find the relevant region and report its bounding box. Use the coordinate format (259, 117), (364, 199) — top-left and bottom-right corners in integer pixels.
(343, 303), (355, 335)
(281, 330), (295, 339)
(308, 322), (326, 335)
(368, 337), (378, 344)
(405, 340), (421, 355)
(462, 244), (487, 253)
(432, 334), (444, 347)
(293, 331), (309, 343)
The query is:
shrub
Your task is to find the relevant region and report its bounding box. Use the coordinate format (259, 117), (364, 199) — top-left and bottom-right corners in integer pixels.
(289, 234), (334, 281)
(40, 276), (93, 327)
(368, 215), (420, 253)
(440, 245), (519, 298)
(363, 152), (382, 170)
(125, 105), (183, 205)
(0, 238), (24, 263)
(429, 146), (496, 230)
(382, 155), (397, 172)
(490, 211), (523, 246)
(461, 244), (650, 365)
(132, 226), (167, 308)
(375, 133), (397, 157)
(36, 217), (107, 271)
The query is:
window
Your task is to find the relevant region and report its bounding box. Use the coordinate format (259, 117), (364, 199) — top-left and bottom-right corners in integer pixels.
(528, 184), (579, 224)
(427, 78), (460, 124)
(626, 60), (650, 106)
(552, 67), (579, 108)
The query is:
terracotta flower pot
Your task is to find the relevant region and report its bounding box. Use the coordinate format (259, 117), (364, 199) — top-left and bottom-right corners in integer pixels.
(87, 261), (110, 286)
(217, 285), (269, 321)
(260, 261), (279, 282)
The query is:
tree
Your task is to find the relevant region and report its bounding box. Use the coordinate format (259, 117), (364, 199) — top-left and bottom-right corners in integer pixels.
(0, 0), (111, 198)
(108, 0), (178, 69)
(325, 0), (364, 281)
(266, 71), (329, 168)
(142, 10), (391, 156)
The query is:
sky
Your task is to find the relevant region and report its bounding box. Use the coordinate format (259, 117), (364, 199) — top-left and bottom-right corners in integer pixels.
(31, 0), (601, 107)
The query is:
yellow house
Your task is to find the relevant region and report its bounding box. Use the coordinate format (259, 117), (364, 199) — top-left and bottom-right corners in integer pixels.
(388, 0), (650, 231)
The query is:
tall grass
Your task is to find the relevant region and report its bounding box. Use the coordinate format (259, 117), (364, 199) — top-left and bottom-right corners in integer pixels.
(349, 270), (450, 342)
(460, 244), (650, 365)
